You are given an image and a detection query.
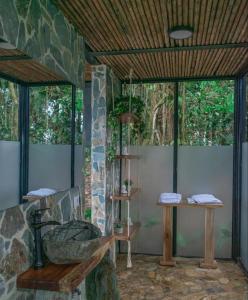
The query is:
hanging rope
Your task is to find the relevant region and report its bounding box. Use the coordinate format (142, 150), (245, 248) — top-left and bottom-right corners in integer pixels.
(129, 68), (133, 113)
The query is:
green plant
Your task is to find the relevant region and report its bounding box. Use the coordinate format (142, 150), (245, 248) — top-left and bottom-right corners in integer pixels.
(124, 179), (133, 190)
(115, 222), (123, 229)
(107, 95), (145, 161)
(84, 207), (91, 221)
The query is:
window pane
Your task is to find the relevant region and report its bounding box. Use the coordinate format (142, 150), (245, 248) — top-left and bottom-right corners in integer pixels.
(29, 85), (72, 191)
(29, 86), (72, 144)
(0, 80), (19, 141)
(75, 88), (83, 145)
(178, 80), (234, 146)
(0, 79), (20, 210)
(122, 83), (175, 146)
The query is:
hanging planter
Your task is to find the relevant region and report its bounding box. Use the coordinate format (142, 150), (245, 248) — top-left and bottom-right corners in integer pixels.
(107, 95), (145, 162)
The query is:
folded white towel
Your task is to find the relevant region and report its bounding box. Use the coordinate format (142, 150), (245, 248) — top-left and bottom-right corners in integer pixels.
(160, 193), (182, 203)
(160, 198), (181, 203)
(188, 194), (221, 204)
(192, 194), (217, 201)
(27, 188), (57, 197)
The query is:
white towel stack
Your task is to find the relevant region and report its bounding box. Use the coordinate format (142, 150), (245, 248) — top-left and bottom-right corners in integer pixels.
(188, 194), (221, 204)
(27, 188), (57, 197)
(159, 193), (182, 203)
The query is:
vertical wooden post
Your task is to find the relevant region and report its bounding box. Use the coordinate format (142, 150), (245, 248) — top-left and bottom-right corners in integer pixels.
(200, 208), (217, 269)
(160, 207), (176, 266)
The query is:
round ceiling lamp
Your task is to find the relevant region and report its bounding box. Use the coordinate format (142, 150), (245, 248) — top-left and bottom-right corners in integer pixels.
(0, 38), (16, 49)
(168, 25), (193, 40)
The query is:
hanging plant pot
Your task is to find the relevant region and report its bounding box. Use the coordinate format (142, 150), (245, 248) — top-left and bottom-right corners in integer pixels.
(119, 112), (138, 124)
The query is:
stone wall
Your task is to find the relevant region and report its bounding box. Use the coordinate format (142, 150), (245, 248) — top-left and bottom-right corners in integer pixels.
(0, 187), (86, 300)
(91, 65), (121, 235)
(0, 0), (85, 88)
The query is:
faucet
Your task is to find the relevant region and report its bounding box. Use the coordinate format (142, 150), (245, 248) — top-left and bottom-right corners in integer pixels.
(31, 208), (61, 269)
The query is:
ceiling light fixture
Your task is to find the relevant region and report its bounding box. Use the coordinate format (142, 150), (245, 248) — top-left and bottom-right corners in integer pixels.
(0, 38), (16, 50)
(168, 25), (193, 40)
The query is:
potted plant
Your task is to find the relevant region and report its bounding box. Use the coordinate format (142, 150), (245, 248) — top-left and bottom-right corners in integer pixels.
(114, 222), (124, 234)
(107, 95), (145, 162)
(123, 179), (133, 194)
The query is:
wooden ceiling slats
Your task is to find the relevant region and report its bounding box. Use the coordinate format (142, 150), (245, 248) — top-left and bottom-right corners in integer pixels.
(0, 49), (25, 56)
(110, 0), (139, 50)
(209, 0), (223, 45)
(125, 0), (148, 50)
(222, 0), (242, 43)
(150, 0), (164, 48)
(91, 1), (123, 50)
(153, 0), (166, 48)
(54, 0), (248, 79)
(0, 60), (63, 83)
(213, 0), (228, 45)
(63, 1), (109, 51)
(159, 0), (171, 47)
(76, 0), (112, 51)
(230, 1), (248, 43)
(176, 0), (183, 47)
(83, 0), (119, 51)
(196, 0), (207, 46)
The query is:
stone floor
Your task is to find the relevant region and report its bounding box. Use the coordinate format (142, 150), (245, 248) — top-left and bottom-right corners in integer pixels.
(116, 254), (248, 300)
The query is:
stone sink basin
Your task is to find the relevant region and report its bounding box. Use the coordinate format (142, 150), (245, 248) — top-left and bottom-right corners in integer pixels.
(43, 220), (102, 265)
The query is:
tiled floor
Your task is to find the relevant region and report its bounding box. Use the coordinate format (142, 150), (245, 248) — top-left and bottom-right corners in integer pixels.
(116, 254), (248, 300)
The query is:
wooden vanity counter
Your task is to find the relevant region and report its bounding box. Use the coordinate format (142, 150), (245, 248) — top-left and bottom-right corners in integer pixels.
(17, 236), (114, 293)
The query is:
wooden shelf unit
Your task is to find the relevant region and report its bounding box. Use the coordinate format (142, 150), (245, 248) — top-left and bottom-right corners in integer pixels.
(114, 222), (141, 241)
(115, 154), (140, 160)
(111, 107), (141, 268)
(111, 188), (140, 201)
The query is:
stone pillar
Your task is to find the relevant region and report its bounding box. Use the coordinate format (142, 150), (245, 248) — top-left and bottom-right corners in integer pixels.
(91, 65), (120, 235)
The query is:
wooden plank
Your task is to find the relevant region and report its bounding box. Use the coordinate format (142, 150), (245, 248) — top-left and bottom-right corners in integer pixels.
(114, 222), (140, 241)
(157, 200), (224, 209)
(17, 236), (114, 293)
(200, 208), (217, 269)
(160, 207), (176, 266)
(111, 188), (140, 201)
(115, 154), (140, 160)
(22, 195), (44, 202)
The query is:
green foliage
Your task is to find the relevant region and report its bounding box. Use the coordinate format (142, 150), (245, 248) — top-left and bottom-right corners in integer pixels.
(123, 80), (235, 146)
(107, 95), (145, 161)
(84, 207), (92, 221)
(179, 80), (234, 145)
(0, 80), (19, 141)
(29, 86), (83, 145)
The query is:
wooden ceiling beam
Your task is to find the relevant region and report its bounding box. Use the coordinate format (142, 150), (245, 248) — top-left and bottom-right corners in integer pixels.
(90, 42), (248, 57)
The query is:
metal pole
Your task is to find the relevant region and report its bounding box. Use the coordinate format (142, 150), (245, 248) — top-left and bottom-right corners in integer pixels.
(19, 84), (29, 202)
(232, 76), (245, 260)
(71, 85), (76, 188)
(173, 82), (179, 256)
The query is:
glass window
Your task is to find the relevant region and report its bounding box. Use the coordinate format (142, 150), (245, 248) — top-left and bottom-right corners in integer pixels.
(122, 83), (175, 146)
(178, 80), (234, 146)
(29, 85), (72, 144)
(0, 79), (20, 210)
(75, 88), (83, 145)
(29, 85), (72, 191)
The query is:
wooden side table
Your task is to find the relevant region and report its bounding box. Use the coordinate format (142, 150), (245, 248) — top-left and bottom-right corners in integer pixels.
(157, 201), (223, 269)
